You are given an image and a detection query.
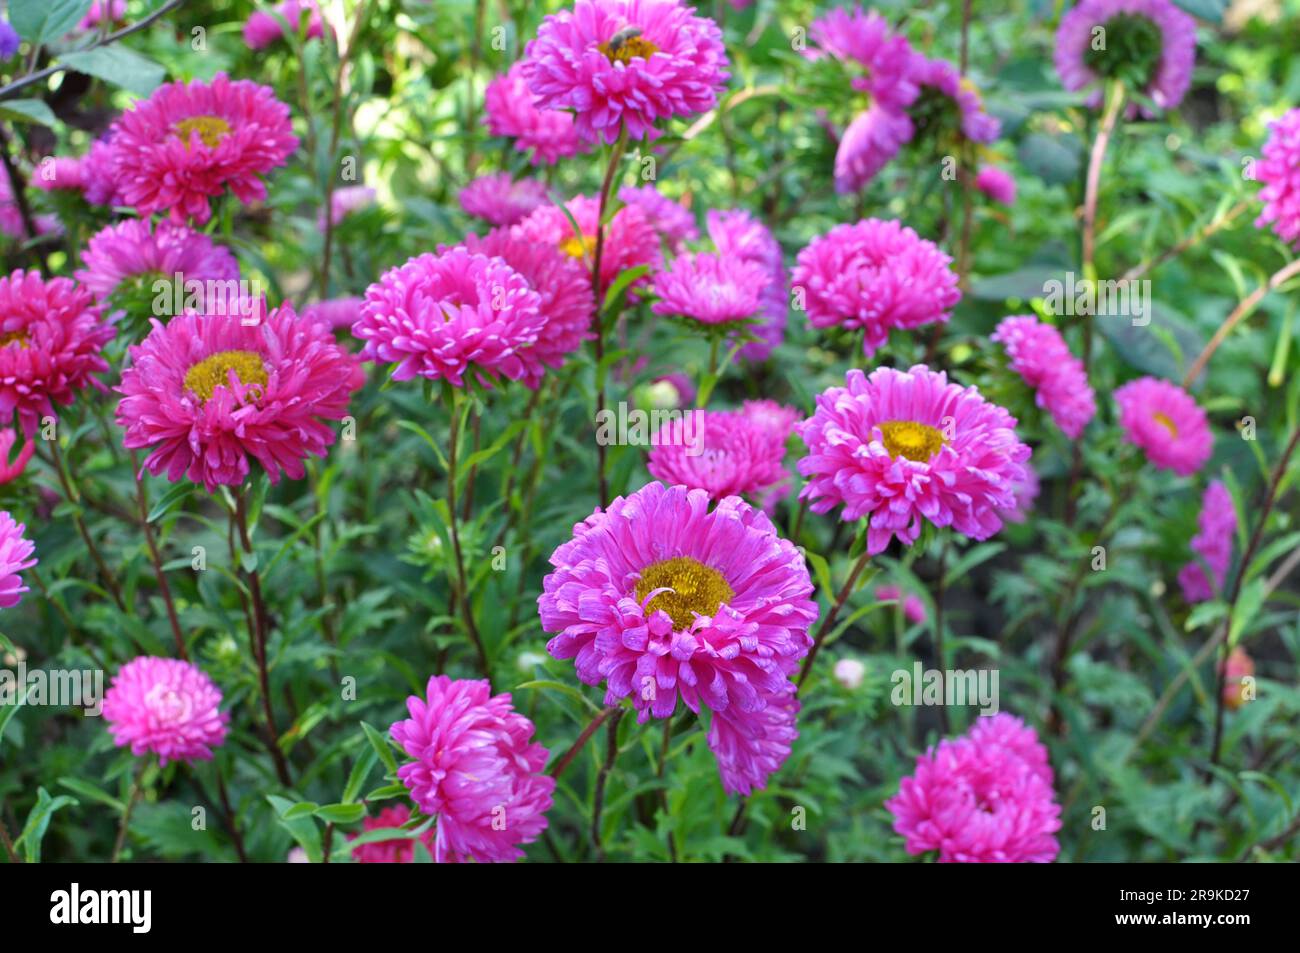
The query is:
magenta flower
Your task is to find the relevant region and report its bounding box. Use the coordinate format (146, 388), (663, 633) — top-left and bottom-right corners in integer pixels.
(1178, 480), (1236, 603)
(909, 56), (1000, 143)
(459, 173), (549, 227)
(0, 511), (35, 609)
(1254, 108), (1300, 248)
(301, 296), (364, 331)
(319, 185), (376, 229)
(76, 219), (240, 304)
(81, 139), (123, 207)
(539, 481), (818, 792)
(77, 0), (125, 30)
(31, 157), (85, 192)
(484, 62), (585, 165)
(792, 219), (960, 358)
(706, 209), (787, 361)
(886, 713), (1061, 863)
(618, 184), (698, 252)
(244, 0), (330, 50)
(102, 657), (229, 765)
(1002, 464), (1041, 524)
(708, 683), (801, 796)
(652, 252), (770, 327)
(521, 0), (729, 144)
(1114, 376), (1212, 476)
(798, 365), (1031, 555)
(1, 165), (62, 238)
(512, 194), (660, 292)
(832, 105), (916, 193)
(741, 399), (800, 445)
(975, 165), (1016, 204)
(109, 73), (298, 225)
(348, 804), (436, 864)
(0, 427), (33, 485)
(1054, 0), (1196, 115)
(117, 301), (362, 492)
(389, 675), (554, 863)
(354, 248), (547, 388)
(992, 315), (1096, 439)
(646, 407), (790, 502)
(876, 585), (926, 624)
(0, 270), (114, 437)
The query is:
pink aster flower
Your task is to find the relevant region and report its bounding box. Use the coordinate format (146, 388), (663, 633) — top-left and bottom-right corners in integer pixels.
(389, 675), (554, 863)
(102, 657), (229, 766)
(618, 184), (697, 252)
(652, 252), (770, 328)
(76, 219), (240, 304)
(318, 184), (376, 229)
(832, 105), (916, 194)
(1254, 108), (1300, 248)
(458, 226), (593, 383)
(992, 315), (1096, 439)
(77, 0), (125, 30)
(798, 365), (1031, 555)
(31, 157), (85, 192)
(244, 0), (330, 50)
(117, 301), (362, 492)
(1221, 647), (1254, 711)
(1177, 480), (1236, 603)
(109, 73), (299, 225)
(792, 219), (960, 358)
(706, 209), (787, 361)
(876, 585), (926, 624)
(484, 62), (585, 165)
(975, 165), (1016, 204)
(81, 139), (123, 207)
(740, 399), (799, 445)
(647, 407), (790, 501)
(886, 713), (1061, 863)
(348, 804), (436, 864)
(459, 173), (549, 227)
(354, 248), (547, 388)
(301, 296), (364, 331)
(1054, 0), (1196, 115)
(0, 427), (33, 485)
(512, 193), (660, 292)
(1114, 376), (1212, 476)
(521, 0), (729, 144)
(1002, 464), (1041, 524)
(0, 270), (114, 437)
(910, 56), (1001, 143)
(539, 482), (818, 792)
(0, 511), (36, 609)
(0, 168), (62, 239)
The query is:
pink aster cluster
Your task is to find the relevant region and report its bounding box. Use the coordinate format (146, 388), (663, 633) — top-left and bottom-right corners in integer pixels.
(798, 365), (1031, 555)
(0, 511), (36, 609)
(512, 193), (660, 292)
(76, 219), (240, 303)
(102, 657), (229, 766)
(651, 252), (770, 327)
(619, 185), (698, 252)
(0, 270), (114, 436)
(522, 0), (729, 144)
(0, 427), (33, 485)
(389, 675), (554, 863)
(707, 209), (787, 362)
(1254, 108), (1300, 247)
(876, 585), (926, 624)
(484, 62), (585, 165)
(539, 481), (818, 794)
(459, 173), (549, 227)
(109, 73), (298, 224)
(646, 401), (796, 502)
(1054, 0), (1196, 115)
(1177, 480), (1236, 603)
(887, 713), (1061, 863)
(975, 165), (1017, 205)
(1114, 376), (1212, 476)
(992, 315), (1096, 439)
(117, 301), (363, 492)
(792, 219), (960, 358)
(910, 56), (1001, 143)
(244, 0), (330, 51)
(348, 804), (436, 864)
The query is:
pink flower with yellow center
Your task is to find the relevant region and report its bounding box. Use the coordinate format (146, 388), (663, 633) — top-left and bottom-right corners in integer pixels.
(1114, 376), (1212, 476)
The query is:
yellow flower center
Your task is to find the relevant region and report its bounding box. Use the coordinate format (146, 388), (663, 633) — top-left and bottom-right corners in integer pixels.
(634, 556), (735, 630)
(1153, 411), (1178, 437)
(0, 329), (28, 348)
(560, 234), (595, 259)
(599, 32), (659, 66)
(173, 115), (233, 149)
(183, 349), (269, 403)
(878, 420), (946, 462)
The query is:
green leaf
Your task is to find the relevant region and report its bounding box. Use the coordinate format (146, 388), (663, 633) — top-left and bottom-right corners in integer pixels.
(314, 802), (367, 824)
(60, 47), (166, 97)
(267, 795), (323, 863)
(602, 265), (650, 313)
(0, 99), (58, 127)
(1017, 132), (1081, 186)
(15, 787), (78, 863)
(58, 776), (124, 812)
(147, 481), (194, 523)
(9, 0), (92, 45)
(361, 721), (399, 775)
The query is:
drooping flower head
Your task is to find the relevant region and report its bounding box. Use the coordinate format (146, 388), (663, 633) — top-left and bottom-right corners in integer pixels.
(353, 247), (547, 388)
(992, 315), (1096, 439)
(484, 61), (585, 165)
(117, 301), (362, 491)
(0, 511), (35, 609)
(109, 73), (299, 224)
(539, 481), (818, 793)
(886, 713), (1061, 863)
(792, 219), (960, 358)
(389, 676), (555, 863)
(521, 0), (729, 144)
(244, 0), (330, 50)
(651, 252), (770, 328)
(1054, 0), (1197, 114)
(1221, 647), (1254, 711)
(646, 406), (791, 502)
(459, 173), (549, 227)
(348, 804), (437, 864)
(0, 427), (33, 485)
(0, 270), (114, 436)
(512, 194), (660, 292)
(908, 56), (1001, 144)
(798, 365), (1031, 555)
(876, 584), (926, 624)
(1177, 479), (1236, 603)
(1254, 108), (1300, 248)
(975, 165), (1016, 204)
(102, 657), (229, 765)
(619, 184), (698, 252)
(707, 209), (787, 361)
(1114, 376), (1212, 476)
